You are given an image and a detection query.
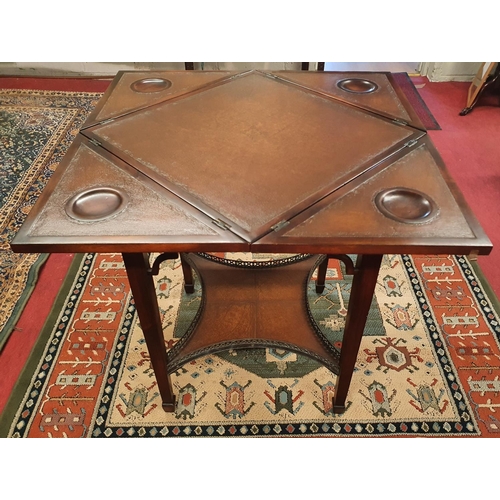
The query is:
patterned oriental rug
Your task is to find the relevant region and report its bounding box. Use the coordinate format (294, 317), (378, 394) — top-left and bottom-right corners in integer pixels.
(0, 89), (103, 350)
(2, 251), (500, 438)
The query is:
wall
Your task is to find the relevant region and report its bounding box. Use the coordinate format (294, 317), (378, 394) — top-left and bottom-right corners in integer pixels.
(420, 62), (482, 82)
(0, 62), (484, 81)
(0, 62), (302, 77)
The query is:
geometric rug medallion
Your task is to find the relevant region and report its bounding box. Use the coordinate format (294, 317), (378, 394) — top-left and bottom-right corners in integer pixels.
(2, 251), (500, 437)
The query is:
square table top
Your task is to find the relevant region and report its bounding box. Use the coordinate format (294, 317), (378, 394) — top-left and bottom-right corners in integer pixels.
(11, 70), (492, 256)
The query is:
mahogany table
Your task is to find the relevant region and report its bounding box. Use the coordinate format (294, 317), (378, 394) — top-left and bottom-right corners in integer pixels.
(11, 70), (492, 413)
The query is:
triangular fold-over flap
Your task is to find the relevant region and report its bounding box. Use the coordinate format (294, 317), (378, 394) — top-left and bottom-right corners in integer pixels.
(84, 71), (241, 126)
(252, 140), (490, 254)
(14, 137), (246, 251)
(271, 71), (419, 127)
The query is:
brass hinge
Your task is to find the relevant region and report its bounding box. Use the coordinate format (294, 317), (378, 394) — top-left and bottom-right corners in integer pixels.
(212, 218), (232, 230)
(100, 118), (115, 125)
(271, 220), (290, 232)
(404, 139), (419, 148)
(88, 137), (102, 147)
(393, 118), (408, 126)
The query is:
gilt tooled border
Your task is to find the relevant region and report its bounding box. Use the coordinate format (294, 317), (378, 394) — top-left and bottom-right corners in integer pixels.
(197, 252), (312, 268)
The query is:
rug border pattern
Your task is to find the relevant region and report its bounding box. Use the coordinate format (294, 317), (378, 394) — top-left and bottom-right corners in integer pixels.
(0, 254), (86, 434)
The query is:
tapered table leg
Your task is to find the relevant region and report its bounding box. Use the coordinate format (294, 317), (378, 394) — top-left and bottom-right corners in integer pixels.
(315, 255), (329, 293)
(332, 254), (382, 413)
(180, 253), (195, 294)
(122, 252), (176, 412)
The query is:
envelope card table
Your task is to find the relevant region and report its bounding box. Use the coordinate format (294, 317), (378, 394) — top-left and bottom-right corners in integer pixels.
(11, 70), (492, 413)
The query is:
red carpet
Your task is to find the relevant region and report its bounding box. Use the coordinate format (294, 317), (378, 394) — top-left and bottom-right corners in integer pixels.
(1, 73), (499, 416)
(0, 76), (111, 93)
(414, 76), (500, 297)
